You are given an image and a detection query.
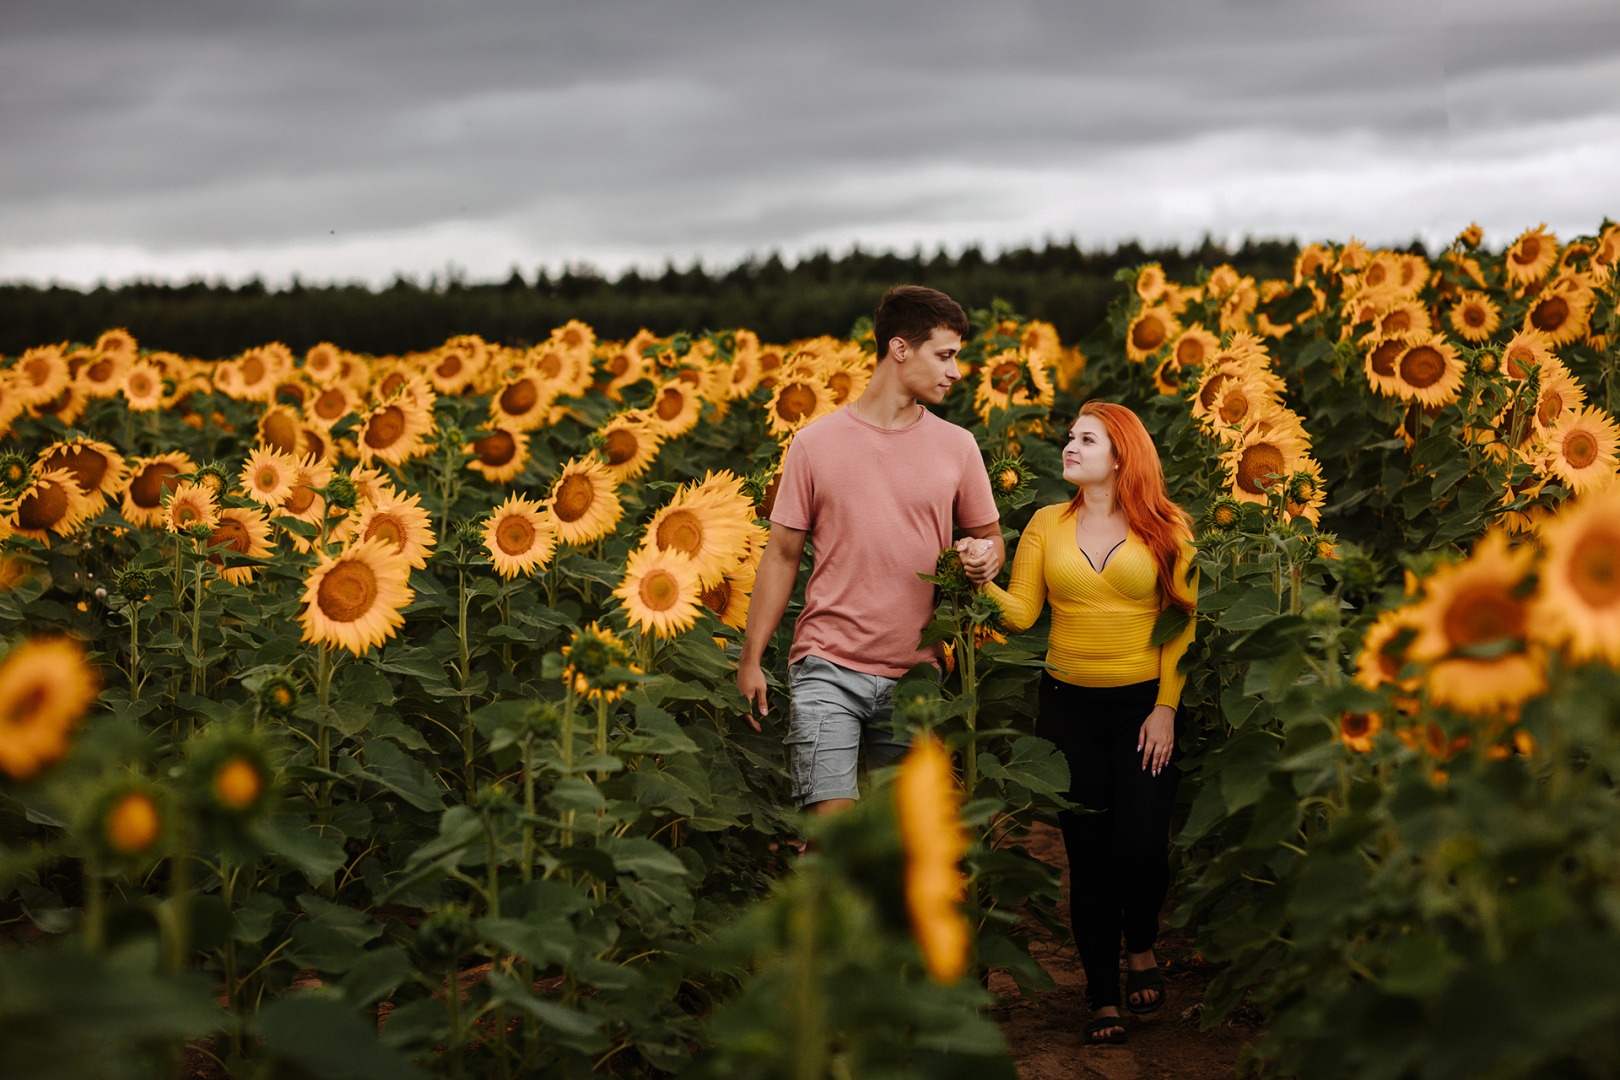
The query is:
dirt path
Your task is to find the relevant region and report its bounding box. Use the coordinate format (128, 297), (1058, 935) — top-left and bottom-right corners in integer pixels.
(989, 824), (1263, 1080)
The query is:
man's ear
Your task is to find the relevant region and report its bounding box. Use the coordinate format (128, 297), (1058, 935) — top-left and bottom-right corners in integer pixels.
(889, 336), (907, 361)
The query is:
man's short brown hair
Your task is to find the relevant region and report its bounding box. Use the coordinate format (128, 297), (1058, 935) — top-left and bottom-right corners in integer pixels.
(873, 285), (970, 361)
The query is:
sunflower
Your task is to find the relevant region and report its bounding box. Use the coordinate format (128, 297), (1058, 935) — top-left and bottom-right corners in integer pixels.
(346, 465), (399, 507)
(1533, 487), (1620, 665)
(1218, 279), (1259, 335)
(357, 396), (435, 466)
(1284, 457), (1327, 526)
(165, 481), (219, 536)
(823, 358), (872, 409)
(1538, 405), (1620, 494)
(9, 469), (94, 542)
(1447, 290), (1501, 343)
(235, 445), (294, 507)
(350, 492), (437, 570)
(491, 368), (559, 431)
(1361, 335), (1409, 397)
(305, 383), (360, 429)
(1151, 355), (1184, 396)
(1504, 224), (1558, 287)
(277, 460), (334, 549)
(121, 452), (194, 529)
(256, 403), (307, 458)
(1456, 222), (1484, 249)
(79, 343), (131, 398)
(426, 337), (487, 396)
(482, 495), (557, 578)
(1523, 286), (1592, 347)
(1226, 423), (1310, 505)
(219, 345), (289, 402)
(14, 345), (72, 407)
(1533, 362), (1587, 433)
(600, 339), (655, 400)
(1125, 306), (1179, 363)
(614, 545), (703, 638)
(1408, 531), (1544, 715)
(1390, 336), (1464, 407)
(1190, 365), (1237, 422)
(764, 375), (834, 441)
(0, 636), (99, 781)
(594, 411), (665, 482)
(528, 342), (593, 399)
(646, 377), (705, 438)
(36, 437), (128, 516)
(300, 424), (336, 466)
(700, 556), (756, 632)
(644, 488), (752, 587)
(121, 361), (167, 411)
(1498, 329), (1554, 384)
(464, 425), (531, 484)
(1336, 711), (1383, 753)
(1166, 326), (1218, 372)
(548, 457), (623, 546)
(1205, 377), (1278, 437)
(302, 342), (347, 385)
(206, 505), (275, 585)
(894, 734), (969, 985)
(1372, 300), (1432, 340)
(1133, 263), (1167, 304)
(298, 538), (414, 656)
(561, 621), (639, 701)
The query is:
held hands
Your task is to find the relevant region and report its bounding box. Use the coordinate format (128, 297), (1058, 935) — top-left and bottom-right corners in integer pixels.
(953, 537), (1000, 586)
(1137, 704), (1176, 776)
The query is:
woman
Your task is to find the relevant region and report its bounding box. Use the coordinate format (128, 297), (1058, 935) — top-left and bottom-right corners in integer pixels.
(970, 399), (1196, 1045)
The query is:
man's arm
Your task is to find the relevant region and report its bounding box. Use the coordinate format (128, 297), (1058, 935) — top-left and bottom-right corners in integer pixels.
(736, 522), (808, 731)
(956, 520), (1005, 586)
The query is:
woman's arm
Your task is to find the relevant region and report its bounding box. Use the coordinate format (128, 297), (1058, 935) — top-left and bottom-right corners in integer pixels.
(1153, 540), (1199, 709)
(980, 510), (1049, 633)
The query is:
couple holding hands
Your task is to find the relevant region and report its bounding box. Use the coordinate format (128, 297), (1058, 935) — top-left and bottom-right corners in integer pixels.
(734, 285), (1197, 1046)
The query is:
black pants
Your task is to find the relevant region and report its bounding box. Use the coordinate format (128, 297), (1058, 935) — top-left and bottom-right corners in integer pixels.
(1037, 673), (1182, 1010)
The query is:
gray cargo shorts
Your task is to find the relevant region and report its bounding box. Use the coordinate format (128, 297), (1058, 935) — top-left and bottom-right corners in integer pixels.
(784, 654), (911, 807)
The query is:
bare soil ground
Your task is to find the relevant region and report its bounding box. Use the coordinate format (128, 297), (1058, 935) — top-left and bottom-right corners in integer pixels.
(990, 824), (1264, 1080)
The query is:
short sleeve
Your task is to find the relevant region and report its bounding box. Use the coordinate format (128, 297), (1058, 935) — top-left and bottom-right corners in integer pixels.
(953, 433), (999, 530)
(770, 434), (814, 531)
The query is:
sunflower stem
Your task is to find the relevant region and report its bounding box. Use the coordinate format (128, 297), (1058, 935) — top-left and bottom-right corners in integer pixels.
(790, 876), (829, 1080)
(316, 642), (334, 816)
(457, 567), (475, 796)
(595, 695), (610, 784)
(82, 854), (105, 951)
(521, 734), (537, 885)
(959, 630), (979, 799)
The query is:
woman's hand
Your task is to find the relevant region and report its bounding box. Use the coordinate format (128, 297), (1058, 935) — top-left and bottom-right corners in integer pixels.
(1137, 704), (1176, 776)
(954, 537), (997, 586)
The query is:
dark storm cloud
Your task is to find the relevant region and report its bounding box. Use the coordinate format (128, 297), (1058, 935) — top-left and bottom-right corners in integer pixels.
(2, 0), (1617, 283)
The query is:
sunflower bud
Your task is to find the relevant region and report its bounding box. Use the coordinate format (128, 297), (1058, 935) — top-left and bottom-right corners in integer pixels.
(114, 568), (152, 599)
(438, 426), (466, 450)
(1206, 496), (1243, 533)
(257, 673), (299, 718)
(416, 904), (474, 967)
(91, 782), (167, 860)
(0, 451), (32, 498)
(931, 549), (973, 599)
(986, 453), (1035, 503)
(192, 462), (230, 497)
(319, 475), (359, 510)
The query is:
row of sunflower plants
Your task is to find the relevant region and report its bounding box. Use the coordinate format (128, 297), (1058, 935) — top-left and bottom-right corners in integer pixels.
(0, 311), (1082, 1077)
(1071, 221), (1620, 1076)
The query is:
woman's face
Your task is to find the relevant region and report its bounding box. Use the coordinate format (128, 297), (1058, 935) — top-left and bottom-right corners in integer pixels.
(1062, 415), (1115, 487)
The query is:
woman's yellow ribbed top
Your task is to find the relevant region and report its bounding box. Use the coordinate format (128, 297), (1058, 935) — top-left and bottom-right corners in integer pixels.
(984, 502), (1198, 709)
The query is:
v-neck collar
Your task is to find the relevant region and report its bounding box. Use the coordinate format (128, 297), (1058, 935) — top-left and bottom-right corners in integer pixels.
(1079, 535), (1128, 575)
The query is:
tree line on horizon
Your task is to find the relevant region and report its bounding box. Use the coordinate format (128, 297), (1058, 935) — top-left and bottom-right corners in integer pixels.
(0, 237), (1328, 357)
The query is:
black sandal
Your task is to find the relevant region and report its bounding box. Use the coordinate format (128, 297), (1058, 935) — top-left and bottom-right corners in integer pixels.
(1086, 1015), (1128, 1044)
(1125, 963), (1165, 1015)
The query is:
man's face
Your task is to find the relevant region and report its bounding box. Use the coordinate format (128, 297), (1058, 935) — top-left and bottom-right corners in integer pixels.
(893, 328), (963, 404)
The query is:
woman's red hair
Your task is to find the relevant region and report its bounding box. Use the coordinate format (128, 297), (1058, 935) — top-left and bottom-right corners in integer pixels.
(1064, 400), (1195, 614)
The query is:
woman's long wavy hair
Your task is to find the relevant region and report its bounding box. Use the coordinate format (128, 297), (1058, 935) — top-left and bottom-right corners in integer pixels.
(1063, 399), (1195, 613)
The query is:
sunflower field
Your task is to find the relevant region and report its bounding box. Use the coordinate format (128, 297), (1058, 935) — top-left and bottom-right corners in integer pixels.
(2, 218), (1620, 1080)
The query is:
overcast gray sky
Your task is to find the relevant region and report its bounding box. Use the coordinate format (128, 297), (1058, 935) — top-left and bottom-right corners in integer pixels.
(3, 0), (1618, 287)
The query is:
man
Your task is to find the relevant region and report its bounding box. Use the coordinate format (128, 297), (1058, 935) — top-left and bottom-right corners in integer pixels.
(736, 284), (1003, 814)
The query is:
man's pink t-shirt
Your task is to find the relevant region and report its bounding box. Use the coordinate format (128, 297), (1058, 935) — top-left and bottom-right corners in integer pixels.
(770, 406), (999, 678)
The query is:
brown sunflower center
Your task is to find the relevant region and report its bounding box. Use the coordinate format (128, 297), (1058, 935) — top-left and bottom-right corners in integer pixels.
(254, 465), (283, 493)
(826, 371), (854, 404)
(378, 372), (406, 398)
(496, 514), (536, 556)
(638, 568), (680, 612)
(1530, 296), (1571, 333)
(536, 351), (563, 379)
(1442, 585), (1524, 648)
(128, 371), (157, 397)
(23, 356), (56, 387)
(561, 327), (585, 350)
(1567, 530), (1620, 608)
(655, 386), (687, 422)
(603, 428), (640, 466)
(17, 482), (68, 530)
(1537, 389), (1567, 427)
(991, 362), (1021, 394)
(283, 483), (317, 514)
(500, 379), (539, 414)
(1512, 237), (1542, 265)
(776, 384), (817, 422)
(173, 498), (204, 527)
(473, 430), (517, 466)
(1341, 712), (1373, 739)
(314, 389), (349, 420)
(1236, 443), (1286, 494)
(241, 354), (267, 385)
(131, 463), (181, 508)
(655, 509), (704, 557)
(701, 578), (731, 614)
(208, 518), (250, 555)
(365, 406), (406, 449)
(1365, 263), (1388, 287)
(1381, 310), (1413, 335)
(86, 358), (116, 383)
(364, 515), (405, 549)
(1561, 429), (1599, 470)
(317, 559), (379, 623)
(1198, 372), (1231, 409)
(553, 474), (595, 523)
(1157, 360), (1182, 387)
(1175, 337), (1206, 366)
(1130, 314), (1168, 352)
(1462, 303), (1488, 328)
(42, 447), (107, 493)
(606, 353), (631, 377)
(1218, 390), (1251, 425)
(435, 353), (465, 379)
(1399, 346), (1445, 388)
(262, 410), (301, 455)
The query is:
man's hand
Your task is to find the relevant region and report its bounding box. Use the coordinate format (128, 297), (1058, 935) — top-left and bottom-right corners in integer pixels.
(737, 659), (770, 732)
(955, 535), (1000, 586)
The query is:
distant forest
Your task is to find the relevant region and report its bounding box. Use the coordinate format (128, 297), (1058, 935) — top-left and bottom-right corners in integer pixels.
(0, 238), (1326, 358)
